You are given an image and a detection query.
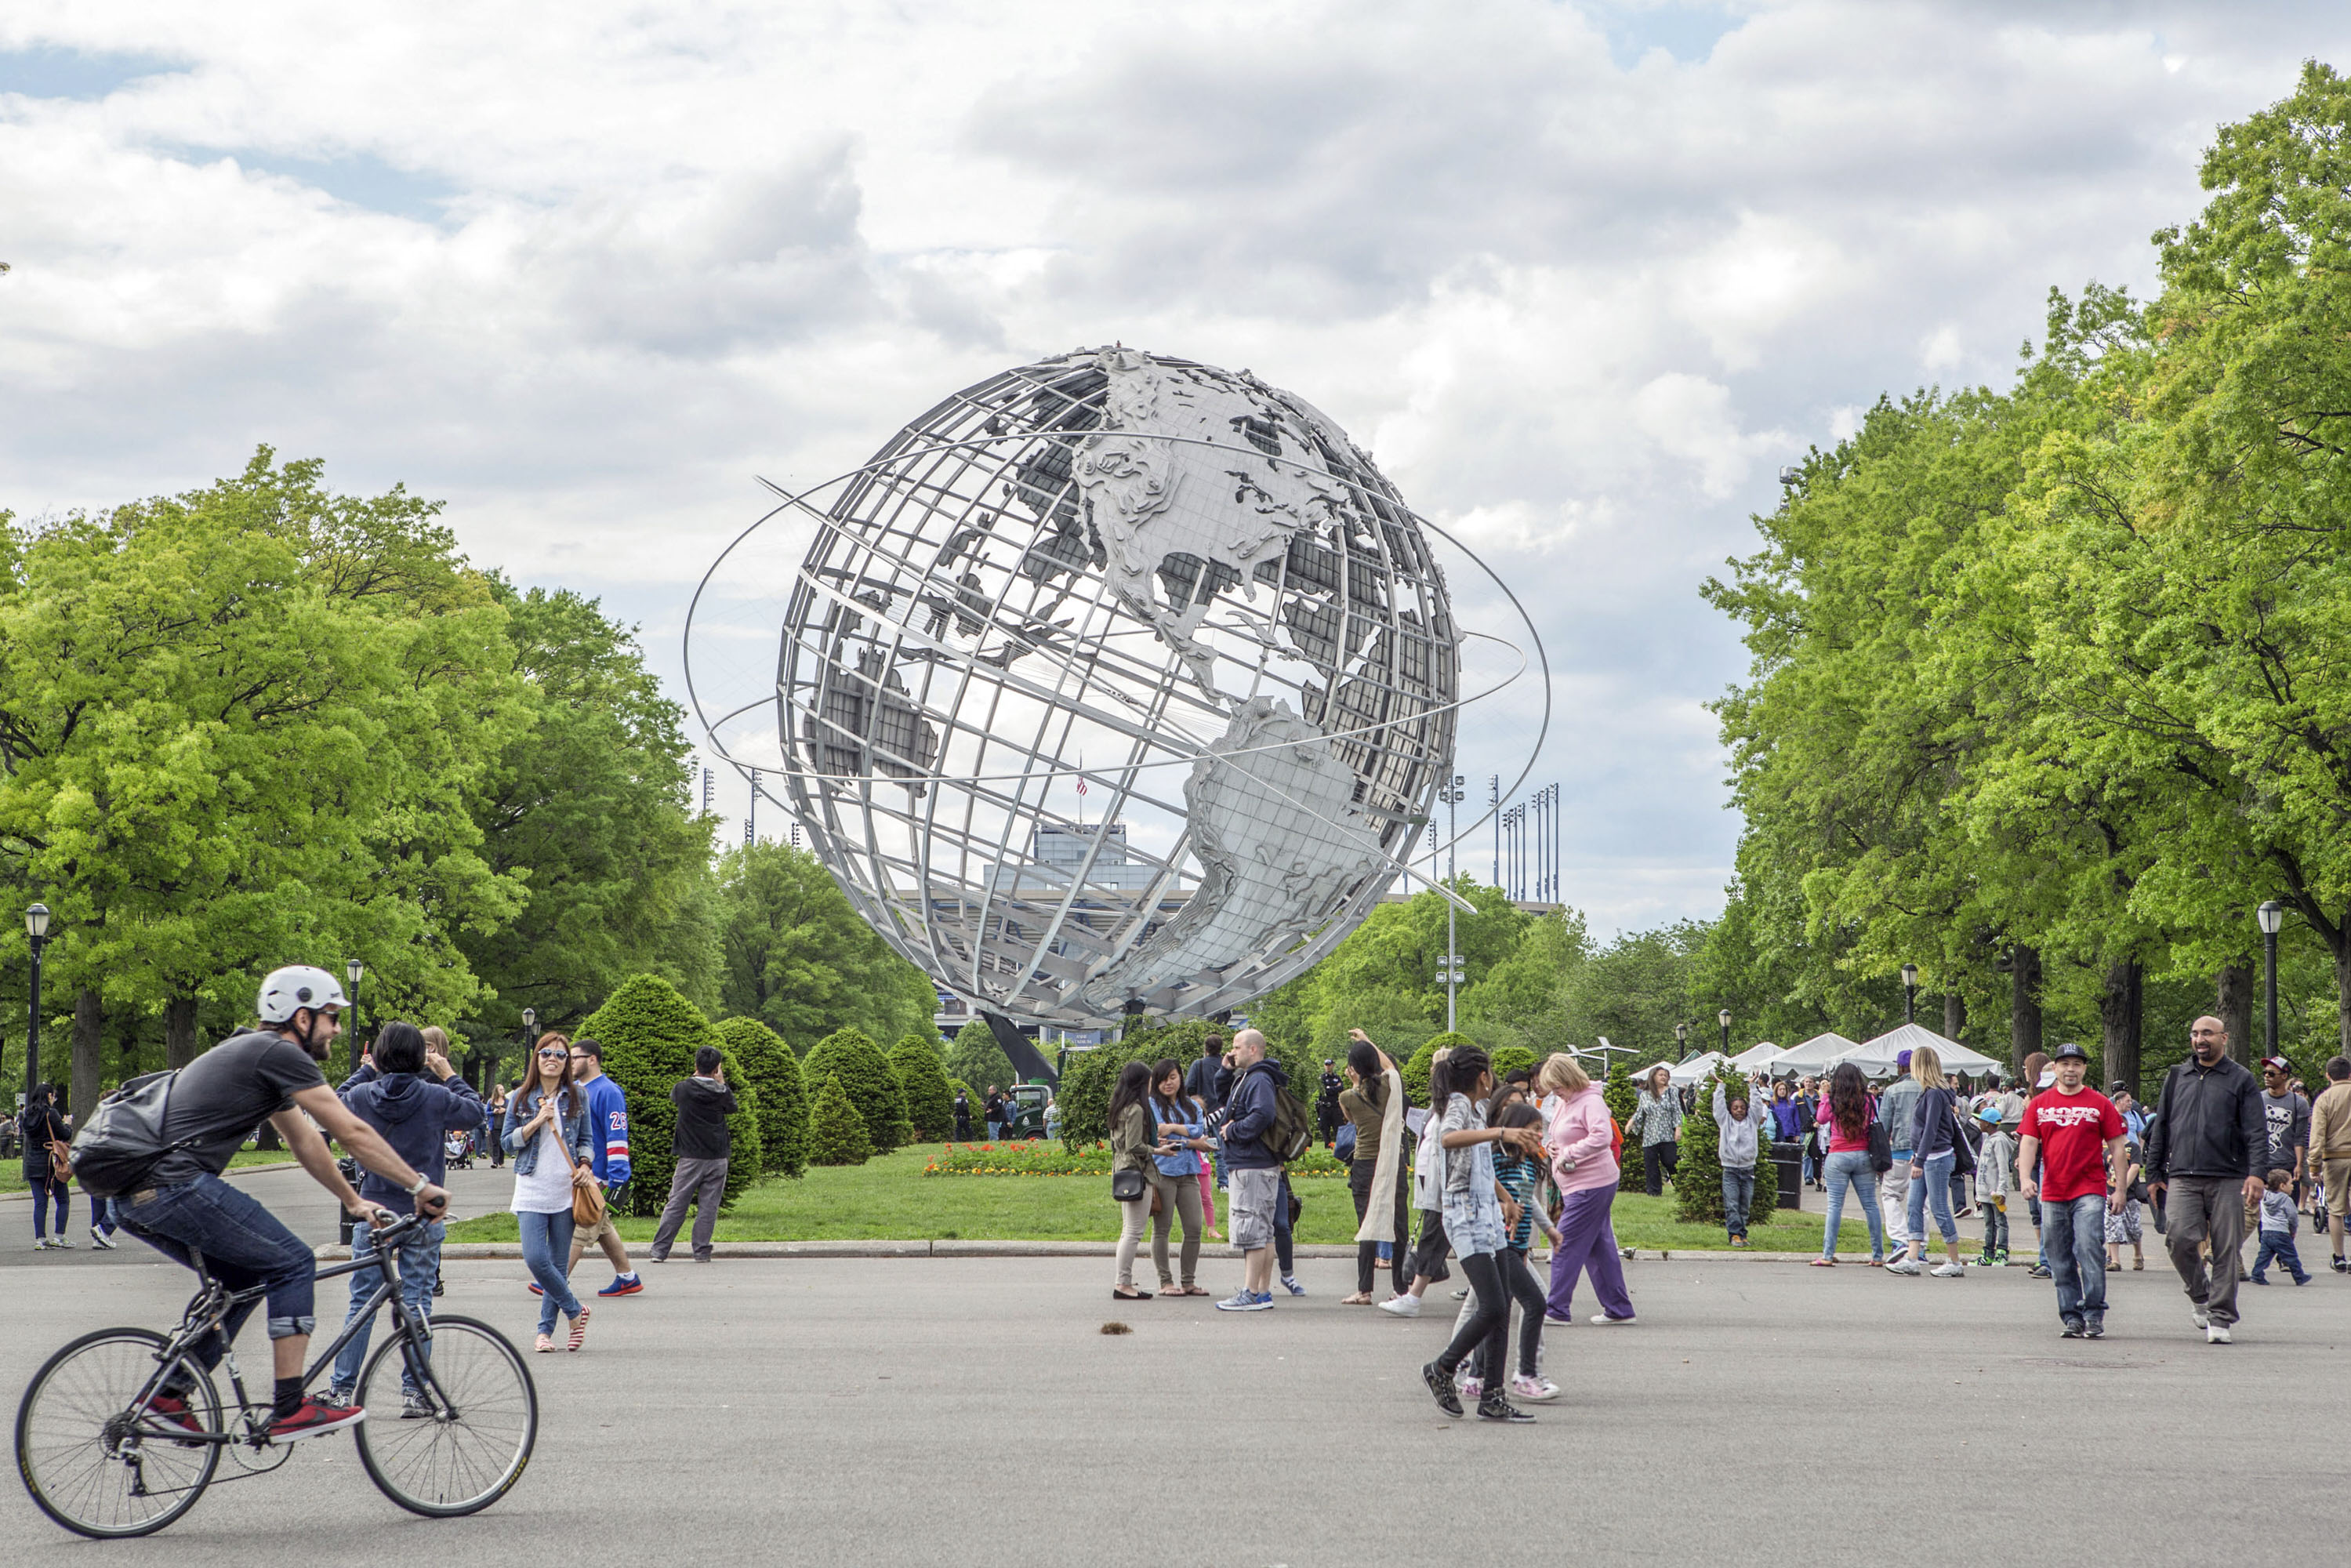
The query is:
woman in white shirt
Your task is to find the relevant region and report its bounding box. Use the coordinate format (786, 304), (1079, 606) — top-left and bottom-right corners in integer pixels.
(503, 1036), (598, 1352)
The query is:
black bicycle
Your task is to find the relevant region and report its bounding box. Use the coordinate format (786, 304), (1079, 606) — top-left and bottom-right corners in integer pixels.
(14, 1211), (537, 1537)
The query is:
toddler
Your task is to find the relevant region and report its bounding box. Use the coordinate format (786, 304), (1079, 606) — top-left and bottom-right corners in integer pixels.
(1973, 1107), (2014, 1266)
(2250, 1167), (2311, 1285)
(2104, 1137), (2146, 1271)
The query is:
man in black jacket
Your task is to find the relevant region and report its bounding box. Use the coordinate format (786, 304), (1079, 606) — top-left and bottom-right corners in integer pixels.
(2146, 1016), (2266, 1344)
(650, 1047), (737, 1265)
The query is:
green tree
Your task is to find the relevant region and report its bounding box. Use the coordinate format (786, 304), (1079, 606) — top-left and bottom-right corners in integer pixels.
(1602, 1059), (1637, 1130)
(714, 1014), (808, 1176)
(809, 1073), (873, 1166)
(944, 1018), (1016, 1098)
(716, 842), (938, 1048)
(802, 1026), (907, 1153)
(577, 973), (763, 1214)
(456, 582), (719, 1038)
(888, 1031), (956, 1142)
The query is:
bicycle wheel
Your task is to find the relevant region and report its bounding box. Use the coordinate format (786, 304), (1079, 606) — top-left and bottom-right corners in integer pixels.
(353, 1312), (535, 1516)
(16, 1328), (223, 1539)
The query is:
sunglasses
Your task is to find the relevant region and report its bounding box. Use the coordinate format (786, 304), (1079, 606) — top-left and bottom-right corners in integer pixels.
(536, 1047), (568, 1059)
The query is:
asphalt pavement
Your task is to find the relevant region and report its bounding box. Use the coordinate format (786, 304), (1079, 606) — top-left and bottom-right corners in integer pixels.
(2, 1221), (2345, 1565)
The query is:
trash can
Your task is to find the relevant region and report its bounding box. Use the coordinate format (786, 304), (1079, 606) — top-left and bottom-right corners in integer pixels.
(1772, 1140), (1803, 1210)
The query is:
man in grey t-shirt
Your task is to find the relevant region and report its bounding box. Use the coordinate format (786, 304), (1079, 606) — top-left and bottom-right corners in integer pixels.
(2258, 1056), (2309, 1200)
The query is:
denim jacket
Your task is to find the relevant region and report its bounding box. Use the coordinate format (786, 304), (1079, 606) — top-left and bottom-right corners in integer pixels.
(502, 1085), (595, 1176)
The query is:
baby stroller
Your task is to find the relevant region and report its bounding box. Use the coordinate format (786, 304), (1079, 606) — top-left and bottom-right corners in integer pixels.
(444, 1127), (477, 1171)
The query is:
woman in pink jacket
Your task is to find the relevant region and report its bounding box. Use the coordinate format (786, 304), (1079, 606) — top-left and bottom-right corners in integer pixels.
(1536, 1054), (1636, 1325)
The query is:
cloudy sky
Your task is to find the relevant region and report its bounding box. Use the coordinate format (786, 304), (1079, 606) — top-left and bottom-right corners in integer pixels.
(4, 2), (2345, 938)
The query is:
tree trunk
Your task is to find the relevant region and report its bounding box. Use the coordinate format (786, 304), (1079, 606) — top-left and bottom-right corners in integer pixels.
(1943, 991), (1967, 1043)
(2008, 945), (2042, 1076)
(2100, 959), (2143, 1099)
(164, 996), (201, 1069)
(2216, 961), (2256, 1068)
(70, 987), (104, 1127)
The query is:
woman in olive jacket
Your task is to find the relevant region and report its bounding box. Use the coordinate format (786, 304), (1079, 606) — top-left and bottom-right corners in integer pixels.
(1110, 1061), (1176, 1301)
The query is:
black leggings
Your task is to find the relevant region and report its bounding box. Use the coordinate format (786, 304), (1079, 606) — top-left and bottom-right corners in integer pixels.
(1436, 1249), (1547, 1381)
(1642, 1141), (1678, 1196)
(1349, 1158), (1411, 1296)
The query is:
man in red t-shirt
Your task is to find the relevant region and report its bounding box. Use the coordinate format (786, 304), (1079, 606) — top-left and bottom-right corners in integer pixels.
(2018, 1042), (2125, 1340)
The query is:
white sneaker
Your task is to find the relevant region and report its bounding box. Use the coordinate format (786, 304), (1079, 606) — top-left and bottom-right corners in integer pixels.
(30, 1238), (49, 1251)
(1455, 1374), (1483, 1400)
(2205, 1323), (2232, 1345)
(90, 1227), (117, 1250)
(1885, 1258), (1921, 1276)
(1590, 1312), (1635, 1325)
(2190, 1305), (2210, 1330)
(1511, 1373), (1560, 1403)
(1930, 1261), (1965, 1278)
(1377, 1294), (1422, 1318)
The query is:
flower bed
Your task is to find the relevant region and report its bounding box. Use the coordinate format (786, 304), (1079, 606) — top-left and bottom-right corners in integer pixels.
(921, 1142), (1349, 1178)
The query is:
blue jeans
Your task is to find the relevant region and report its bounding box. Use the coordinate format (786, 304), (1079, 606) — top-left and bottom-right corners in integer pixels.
(1722, 1167), (1755, 1239)
(29, 1174), (70, 1237)
(329, 1219), (443, 1399)
(119, 1174), (317, 1360)
(518, 1210), (580, 1335)
(2044, 1193), (2109, 1323)
(1906, 1151), (1959, 1249)
(2251, 1230), (2308, 1283)
(1821, 1151), (1885, 1260)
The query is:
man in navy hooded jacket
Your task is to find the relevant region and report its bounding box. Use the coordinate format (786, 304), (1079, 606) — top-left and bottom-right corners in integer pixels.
(325, 1022), (482, 1414)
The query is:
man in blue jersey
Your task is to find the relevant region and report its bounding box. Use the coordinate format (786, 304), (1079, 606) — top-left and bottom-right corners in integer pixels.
(530, 1036), (643, 1298)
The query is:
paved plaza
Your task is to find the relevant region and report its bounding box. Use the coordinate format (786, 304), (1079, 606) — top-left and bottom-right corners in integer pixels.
(3, 1170), (2344, 1565)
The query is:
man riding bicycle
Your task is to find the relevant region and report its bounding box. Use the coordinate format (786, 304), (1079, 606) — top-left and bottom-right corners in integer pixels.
(116, 966), (450, 1443)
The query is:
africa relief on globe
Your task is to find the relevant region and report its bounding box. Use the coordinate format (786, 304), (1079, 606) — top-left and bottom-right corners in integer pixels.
(775, 347), (1461, 1026)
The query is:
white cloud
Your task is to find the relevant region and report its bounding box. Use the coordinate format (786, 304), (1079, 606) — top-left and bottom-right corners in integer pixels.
(3, 0), (2348, 936)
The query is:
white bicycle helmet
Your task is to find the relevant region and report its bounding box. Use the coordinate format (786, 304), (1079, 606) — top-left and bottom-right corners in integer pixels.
(257, 965), (349, 1023)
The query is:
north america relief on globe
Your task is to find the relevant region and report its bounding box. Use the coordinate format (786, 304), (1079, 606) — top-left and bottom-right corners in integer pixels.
(772, 347), (1460, 1027)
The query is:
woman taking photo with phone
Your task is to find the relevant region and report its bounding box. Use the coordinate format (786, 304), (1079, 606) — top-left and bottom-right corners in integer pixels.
(1145, 1058), (1210, 1294)
(504, 1033), (598, 1352)
(1340, 1032), (1410, 1305)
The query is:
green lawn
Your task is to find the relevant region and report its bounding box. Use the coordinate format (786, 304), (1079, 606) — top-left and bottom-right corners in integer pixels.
(1, 1149), (294, 1196)
(443, 1152), (1882, 1251)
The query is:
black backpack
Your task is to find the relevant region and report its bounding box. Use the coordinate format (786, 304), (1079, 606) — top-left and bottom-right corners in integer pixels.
(69, 1069), (198, 1198)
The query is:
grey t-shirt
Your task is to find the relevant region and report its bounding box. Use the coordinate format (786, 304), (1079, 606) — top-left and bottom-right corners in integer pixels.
(2259, 1089), (2309, 1174)
(152, 1030), (327, 1185)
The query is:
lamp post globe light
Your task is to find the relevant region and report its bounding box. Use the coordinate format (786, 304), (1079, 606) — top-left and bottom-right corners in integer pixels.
(1900, 962), (1918, 1025)
(345, 958), (365, 1045)
(24, 902), (51, 1100)
(1674, 1020), (1688, 1058)
(1718, 1007), (1731, 1056)
(2256, 901), (2284, 1062)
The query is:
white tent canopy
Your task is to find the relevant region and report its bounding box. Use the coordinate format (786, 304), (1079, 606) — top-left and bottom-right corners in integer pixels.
(1667, 1051), (1729, 1087)
(1841, 1022), (2005, 1077)
(1764, 1033), (1859, 1073)
(1727, 1041), (1783, 1071)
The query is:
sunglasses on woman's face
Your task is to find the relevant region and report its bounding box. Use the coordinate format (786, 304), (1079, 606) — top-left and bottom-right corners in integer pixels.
(537, 1048), (568, 1060)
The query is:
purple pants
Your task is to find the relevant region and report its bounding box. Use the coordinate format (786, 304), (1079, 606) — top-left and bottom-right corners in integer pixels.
(1547, 1179), (1633, 1320)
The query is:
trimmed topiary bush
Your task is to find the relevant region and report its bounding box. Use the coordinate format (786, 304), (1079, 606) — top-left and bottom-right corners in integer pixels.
(809, 1073), (873, 1166)
(1057, 1018), (1217, 1148)
(890, 1032), (956, 1143)
(1490, 1044), (1537, 1085)
(1402, 1032), (1477, 1105)
(716, 1015), (808, 1177)
(945, 1018), (1017, 1101)
(804, 1026), (908, 1153)
(1603, 1058), (1638, 1130)
(579, 973), (764, 1217)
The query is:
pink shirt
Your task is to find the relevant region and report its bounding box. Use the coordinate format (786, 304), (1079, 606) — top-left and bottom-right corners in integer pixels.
(1544, 1084), (1619, 1194)
(1817, 1094), (1876, 1153)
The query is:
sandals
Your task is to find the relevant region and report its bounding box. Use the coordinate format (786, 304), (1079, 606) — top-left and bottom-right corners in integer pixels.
(1809, 1258), (1836, 1268)
(1340, 1290), (1375, 1305)
(1172, 1284), (1209, 1296)
(535, 1334), (556, 1353)
(1112, 1287), (1153, 1301)
(568, 1306), (591, 1351)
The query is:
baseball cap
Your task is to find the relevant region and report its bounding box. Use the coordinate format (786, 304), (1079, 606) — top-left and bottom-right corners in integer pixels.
(2260, 1054), (2291, 1073)
(2052, 1042), (2090, 1063)
(1975, 1105), (2001, 1125)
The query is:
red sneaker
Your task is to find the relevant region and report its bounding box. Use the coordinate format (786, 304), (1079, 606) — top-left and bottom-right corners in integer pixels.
(143, 1394), (207, 1439)
(267, 1397), (366, 1443)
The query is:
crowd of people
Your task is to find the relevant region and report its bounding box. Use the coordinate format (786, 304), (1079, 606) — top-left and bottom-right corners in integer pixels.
(1101, 1015), (2351, 1423)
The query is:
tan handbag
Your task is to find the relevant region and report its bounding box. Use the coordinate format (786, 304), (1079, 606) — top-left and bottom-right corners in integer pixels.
(46, 1139), (74, 1185)
(571, 1152), (606, 1228)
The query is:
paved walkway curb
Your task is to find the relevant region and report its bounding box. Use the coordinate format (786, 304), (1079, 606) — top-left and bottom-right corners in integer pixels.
(2, 1160), (303, 1202)
(313, 1239), (1854, 1263)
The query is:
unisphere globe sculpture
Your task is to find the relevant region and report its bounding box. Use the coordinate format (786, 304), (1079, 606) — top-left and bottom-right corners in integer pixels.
(766, 347), (1462, 1027)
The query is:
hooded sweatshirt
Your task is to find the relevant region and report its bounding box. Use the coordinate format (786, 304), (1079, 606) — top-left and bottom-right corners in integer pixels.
(1216, 1058), (1288, 1171)
(1544, 1083), (1619, 1195)
(338, 1065), (484, 1215)
(671, 1074), (738, 1160)
(1712, 1083), (1767, 1171)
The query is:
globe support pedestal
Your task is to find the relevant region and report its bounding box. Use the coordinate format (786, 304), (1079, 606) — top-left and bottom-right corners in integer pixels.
(983, 1012), (1060, 1087)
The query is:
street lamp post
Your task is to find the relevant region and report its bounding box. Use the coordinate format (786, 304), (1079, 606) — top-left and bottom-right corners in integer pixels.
(24, 903), (50, 1099)
(2256, 901), (2284, 1064)
(1674, 1020), (1688, 1058)
(1718, 1007), (1732, 1057)
(521, 1007), (537, 1079)
(1901, 962), (1918, 1025)
(1438, 775), (1466, 1031)
(345, 959), (365, 1048)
